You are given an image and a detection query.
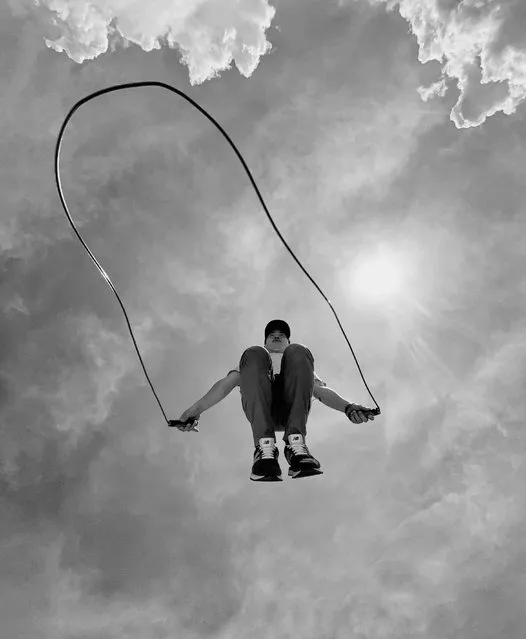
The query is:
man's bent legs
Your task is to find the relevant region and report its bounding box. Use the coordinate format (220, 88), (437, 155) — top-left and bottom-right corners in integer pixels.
(275, 344), (315, 443)
(239, 346), (277, 446)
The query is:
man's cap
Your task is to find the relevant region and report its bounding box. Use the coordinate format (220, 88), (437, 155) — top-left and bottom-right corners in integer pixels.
(264, 319), (291, 341)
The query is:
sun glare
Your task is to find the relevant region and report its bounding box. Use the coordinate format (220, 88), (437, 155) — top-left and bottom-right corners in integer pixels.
(350, 246), (407, 301)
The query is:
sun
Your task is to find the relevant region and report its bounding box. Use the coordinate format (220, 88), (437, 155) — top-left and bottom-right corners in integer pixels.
(350, 246), (407, 301)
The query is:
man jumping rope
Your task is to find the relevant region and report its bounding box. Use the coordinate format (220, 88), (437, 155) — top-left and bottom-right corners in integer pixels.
(174, 319), (376, 482)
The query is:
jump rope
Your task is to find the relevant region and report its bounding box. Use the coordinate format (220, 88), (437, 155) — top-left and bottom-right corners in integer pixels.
(54, 81), (381, 430)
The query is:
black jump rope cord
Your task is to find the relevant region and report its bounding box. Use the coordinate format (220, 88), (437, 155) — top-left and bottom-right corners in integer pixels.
(54, 81), (381, 427)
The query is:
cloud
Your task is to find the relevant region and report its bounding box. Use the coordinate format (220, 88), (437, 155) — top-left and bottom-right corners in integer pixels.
(14, 0), (276, 85)
(369, 0), (526, 127)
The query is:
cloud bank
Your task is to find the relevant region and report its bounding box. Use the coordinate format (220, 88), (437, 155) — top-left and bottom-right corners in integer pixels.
(11, 0), (276, 85)
(11, 0), (526, 125)
(369, 0), (526, 127)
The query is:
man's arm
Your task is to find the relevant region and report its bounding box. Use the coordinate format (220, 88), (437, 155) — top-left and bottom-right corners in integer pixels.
(314, 383), (378, 423)
(188, 373), (238, 415)
(313, 384), (351, 413)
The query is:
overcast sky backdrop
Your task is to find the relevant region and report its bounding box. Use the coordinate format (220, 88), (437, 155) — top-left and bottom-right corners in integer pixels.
(2, 1), (526, 637)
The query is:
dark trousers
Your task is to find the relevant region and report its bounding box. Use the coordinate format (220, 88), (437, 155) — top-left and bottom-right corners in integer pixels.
(239, 343), (315, 446)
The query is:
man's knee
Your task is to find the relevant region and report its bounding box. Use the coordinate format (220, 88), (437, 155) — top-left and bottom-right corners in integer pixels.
(240, 346), (272, 368)
(242, 345), (269, 358)
(283, 343), (313, 360)
(285, 343), (307, 353)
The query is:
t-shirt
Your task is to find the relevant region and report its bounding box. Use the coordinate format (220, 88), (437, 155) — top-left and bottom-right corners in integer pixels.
(227, 350), (327, 400)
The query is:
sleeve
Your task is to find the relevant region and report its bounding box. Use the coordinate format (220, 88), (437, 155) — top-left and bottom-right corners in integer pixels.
(314, 370), (327, 387)
(313, 370), (327, 401)
(225, 367), (241, 393)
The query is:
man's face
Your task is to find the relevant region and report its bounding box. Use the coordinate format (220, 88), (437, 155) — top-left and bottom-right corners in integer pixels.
(265, 329), (289, 353)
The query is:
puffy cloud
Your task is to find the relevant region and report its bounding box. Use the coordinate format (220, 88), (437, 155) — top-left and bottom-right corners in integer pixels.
(372, 0), (526, 127)
(14, 0), (276, 84)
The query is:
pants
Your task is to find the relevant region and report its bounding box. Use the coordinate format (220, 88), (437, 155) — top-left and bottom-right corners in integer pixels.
(239, 343), (315, 446)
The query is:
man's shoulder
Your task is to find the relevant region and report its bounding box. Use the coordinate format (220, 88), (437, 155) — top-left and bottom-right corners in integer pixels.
(226, 368), (241, 387)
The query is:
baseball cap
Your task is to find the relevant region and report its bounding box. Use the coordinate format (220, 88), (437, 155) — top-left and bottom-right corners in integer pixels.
(264, 319), (291, 341)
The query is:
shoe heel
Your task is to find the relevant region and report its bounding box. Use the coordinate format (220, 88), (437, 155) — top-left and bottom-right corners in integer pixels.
(250, 473), (283, 482)
(288, 467), (323, 479)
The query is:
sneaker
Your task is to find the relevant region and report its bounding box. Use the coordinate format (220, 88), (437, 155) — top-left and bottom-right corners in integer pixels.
(250, 437), (283, 482)
(284, 434), (323, 479)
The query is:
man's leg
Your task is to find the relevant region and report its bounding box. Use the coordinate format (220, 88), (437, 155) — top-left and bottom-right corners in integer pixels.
(279, 343), (315, 442)
(239, 346), (277, 446)
(279, 343), (322, 478)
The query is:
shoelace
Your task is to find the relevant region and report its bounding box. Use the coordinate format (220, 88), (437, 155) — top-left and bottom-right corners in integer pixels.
(259, 443), (276, 459)
(288, 441), (309, 456)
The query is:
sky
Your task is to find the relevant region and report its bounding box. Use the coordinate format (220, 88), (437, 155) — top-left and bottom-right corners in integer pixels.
(1, 0), (526, 637)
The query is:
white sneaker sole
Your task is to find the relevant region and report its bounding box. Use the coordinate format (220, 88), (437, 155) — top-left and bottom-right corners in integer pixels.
(250, 473), (283, 482)
(288, 467), (323, 479)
